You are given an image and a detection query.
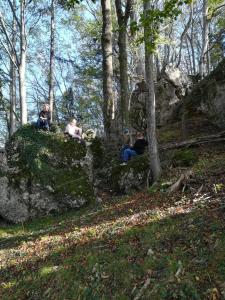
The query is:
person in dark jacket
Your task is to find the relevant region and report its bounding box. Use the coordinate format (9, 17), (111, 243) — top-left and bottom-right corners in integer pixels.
(36, 104), (51, 131)
(120, 132), (148, 165)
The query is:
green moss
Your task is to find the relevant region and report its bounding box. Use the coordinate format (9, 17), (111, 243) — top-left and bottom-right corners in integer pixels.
(147, 181), (170, 194)
(172, 149), (198, 167)
(158, 127), (181, 143)
(110, 154), (149, 192)
(90, 137), (105, 168)
(50, 122), (61, 133)
(194, 152), (225, 176)
(5, 125), (93, 201)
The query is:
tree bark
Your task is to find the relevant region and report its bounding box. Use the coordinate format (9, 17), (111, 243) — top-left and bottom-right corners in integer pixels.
(49, 0), (55, 122)
(9, 0), (17, 136)
(101, 0), (114, 140)
(19, 0), (27, 125)
(187, 33), (196, 74)
(199, 0), (209, 78)
(115, 0), (132, 128)
(144, 0), (161, 182)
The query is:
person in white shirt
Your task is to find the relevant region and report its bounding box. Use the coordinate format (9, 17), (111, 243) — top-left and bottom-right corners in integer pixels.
(65, 118), (82, 140)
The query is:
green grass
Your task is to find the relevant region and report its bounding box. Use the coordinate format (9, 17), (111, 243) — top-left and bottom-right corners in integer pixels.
(1, 188), (225, 299)
(158, 126), (182, 144)
(1, 125), (225, 299)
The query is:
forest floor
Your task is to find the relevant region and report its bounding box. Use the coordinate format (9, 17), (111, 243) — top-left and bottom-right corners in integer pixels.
(1, 122), (225, 299)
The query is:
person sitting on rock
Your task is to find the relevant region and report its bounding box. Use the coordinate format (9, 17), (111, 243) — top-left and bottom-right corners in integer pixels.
(120, 132), (148, 165)
(120, 128), (131, 161)
(36, 103), (51, 131)
(65, 118), (84, 143)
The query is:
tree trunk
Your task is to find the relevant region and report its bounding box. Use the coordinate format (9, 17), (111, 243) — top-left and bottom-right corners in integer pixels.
(199, 0), (209, 78)
(187, 33), (196, 74)
(9, 0), (17, 136)
(19, 0), (27, 125)
(49, 0), (55, 122)
(189, 2), (196, 74)
(118, 25), (129, 127)
(115, 0), (132, 128)
(144, 0), (161, 182)
(101, 0), (114, 140)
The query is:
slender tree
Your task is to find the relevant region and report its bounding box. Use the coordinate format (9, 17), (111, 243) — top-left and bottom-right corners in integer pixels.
(9, 0), (17, 135)
(143, 0), (161, 182)
(101, 0), (114, 140)
(18, 0), (27, 125)
(0, 0), (28, 125)
(49, 0), (56, 122)
(115, 0), (133, 128)
(199, 0), (209, 78)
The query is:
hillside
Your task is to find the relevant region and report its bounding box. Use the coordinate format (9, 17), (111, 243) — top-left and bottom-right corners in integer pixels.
(1, 124), (225, 299)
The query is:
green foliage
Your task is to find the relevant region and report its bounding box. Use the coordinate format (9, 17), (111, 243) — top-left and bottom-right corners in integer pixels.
(172, 149), (198, 167)
(147, 181), (171, 194)
(50, 123), (61, 133)
(135, 0), (192, 52)
(59, 9), (103, 129)
(58, 0), (86, 8)
(194, 151), (225, 175)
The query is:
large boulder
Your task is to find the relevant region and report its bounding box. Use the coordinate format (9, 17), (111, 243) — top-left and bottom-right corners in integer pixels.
(0, 125), (94, 223)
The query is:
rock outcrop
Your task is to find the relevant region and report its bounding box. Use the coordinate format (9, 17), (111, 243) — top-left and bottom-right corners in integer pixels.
(183, 59), (225, 129)
(129, 66), (192, 131)
(0, 125), (94, 223)
(156, 65), (192, 126)
(129, 80), (148, 133)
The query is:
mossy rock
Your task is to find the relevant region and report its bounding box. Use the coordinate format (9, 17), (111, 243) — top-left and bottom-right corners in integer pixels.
(172, 148), (198, 167)
(5, 125), (94, 208)
(50, 122), (62, 133)
(110, 154), (149, 193)
(183, 58), (225, 129)
(90, 137), (105, 169)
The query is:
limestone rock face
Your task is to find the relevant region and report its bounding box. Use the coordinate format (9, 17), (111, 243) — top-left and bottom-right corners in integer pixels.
(184, 59), (225, 129)
(129, 81), (148, 133)
(156, 66), (192, 126)
(129, 67), (192, 130)
(0, 177), (29, 222)
(163, 65), (192, 98)
(0, 126), (94, 223)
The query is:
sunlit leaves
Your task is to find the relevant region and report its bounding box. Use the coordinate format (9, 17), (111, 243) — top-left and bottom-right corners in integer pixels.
(138, 0), (193, 52)
(59, 0), (96, 9)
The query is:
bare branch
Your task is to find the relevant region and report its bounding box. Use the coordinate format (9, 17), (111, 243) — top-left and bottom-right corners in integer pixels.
(176, 5), (193, 68)
(0, 12), (19, 66)
(0, 35), (18, 69)
(6, 0), (21, 28)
